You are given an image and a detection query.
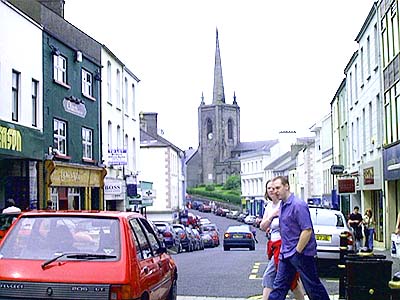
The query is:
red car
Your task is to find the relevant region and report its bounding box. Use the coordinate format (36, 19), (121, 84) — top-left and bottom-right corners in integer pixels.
(0, 210), (177, 300)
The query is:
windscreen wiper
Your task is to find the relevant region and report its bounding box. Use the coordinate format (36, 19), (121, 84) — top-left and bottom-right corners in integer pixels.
(41, 252), (117, 269)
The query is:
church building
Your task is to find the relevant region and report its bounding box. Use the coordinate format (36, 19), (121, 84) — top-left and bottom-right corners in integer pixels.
(186, 30), (241, 187)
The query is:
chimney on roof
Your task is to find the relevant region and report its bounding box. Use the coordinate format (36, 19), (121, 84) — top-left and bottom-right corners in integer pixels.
(37, 0), (65, 17)
(139, 112), (158, 136)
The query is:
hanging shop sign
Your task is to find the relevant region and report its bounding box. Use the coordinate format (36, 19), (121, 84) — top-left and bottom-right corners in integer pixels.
(108, 149), (127, 165)
(338, 178), (356, 194)
(383, 144), (400, 181)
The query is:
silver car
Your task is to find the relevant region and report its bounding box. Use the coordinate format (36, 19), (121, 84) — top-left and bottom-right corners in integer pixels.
(309, 206), (354, 260)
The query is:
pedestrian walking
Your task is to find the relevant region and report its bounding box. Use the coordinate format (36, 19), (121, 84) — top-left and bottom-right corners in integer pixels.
(362, 208), (375, 252)
(348, 206), (363, 252)
(267, 176), (330, 300)
(260, 180), (304, 300)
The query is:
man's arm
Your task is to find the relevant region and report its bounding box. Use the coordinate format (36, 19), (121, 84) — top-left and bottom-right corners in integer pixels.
(296, 228), (312, 253)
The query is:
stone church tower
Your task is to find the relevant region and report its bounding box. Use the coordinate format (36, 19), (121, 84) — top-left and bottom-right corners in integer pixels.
(186, 30), (241, 187)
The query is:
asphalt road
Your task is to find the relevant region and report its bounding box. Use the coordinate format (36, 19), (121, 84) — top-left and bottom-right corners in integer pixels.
(172, 209), (341, 298)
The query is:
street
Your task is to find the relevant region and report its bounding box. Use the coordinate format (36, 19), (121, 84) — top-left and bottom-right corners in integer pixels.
(173, 209), (340, 298)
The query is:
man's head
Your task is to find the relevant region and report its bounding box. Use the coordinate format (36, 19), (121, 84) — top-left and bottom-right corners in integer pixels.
(272, 176), (290, 201)
(354, 206), (360, 213)
(6, 198), (15, 207)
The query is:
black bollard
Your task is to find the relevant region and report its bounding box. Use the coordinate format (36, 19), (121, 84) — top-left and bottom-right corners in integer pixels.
(389, 279), (400, 300)
(338, 231), (349, 300)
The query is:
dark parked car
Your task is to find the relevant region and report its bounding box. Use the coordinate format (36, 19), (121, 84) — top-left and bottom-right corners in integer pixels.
(215, 207), (229, 217)
(201, 232), (214, 248)
(154, 221), (181, 252)
(198, 203), (212, 213)
(223, 224), (256, 251)
(172, 224), (193, 252)
(200, 223), (220, 247)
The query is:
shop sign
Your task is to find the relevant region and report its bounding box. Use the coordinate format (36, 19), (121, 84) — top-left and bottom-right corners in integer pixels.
(108, 149), (127, 165)
(104, 182), (122, 195)
(383, 144), (400, 180)
(0, 125), (22, 152)
(338, 178), (356, 194)
(63, 98), (87, 118)
(330, 164), (344, 175)
(363, 167), (374, 185)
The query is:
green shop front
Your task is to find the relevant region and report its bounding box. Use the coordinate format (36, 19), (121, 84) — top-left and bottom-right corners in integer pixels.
(0, 120), (44, 210)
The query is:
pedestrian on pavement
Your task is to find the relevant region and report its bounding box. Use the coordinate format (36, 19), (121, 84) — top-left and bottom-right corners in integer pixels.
(267, 176), (330, 300)
(260, 180), (304, 300)
(2, 198), (21, 214)
(348, 206), (363, 252)
(362, 208), (375, 251)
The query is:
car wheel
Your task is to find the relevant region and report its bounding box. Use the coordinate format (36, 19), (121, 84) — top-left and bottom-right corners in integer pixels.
(167, 278), (177, 300)
(223, 246), (229, 251)
(250, 246), (255, 251)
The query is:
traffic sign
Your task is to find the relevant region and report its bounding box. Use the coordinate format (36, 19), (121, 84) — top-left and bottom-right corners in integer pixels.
(331, 164), (344, 175)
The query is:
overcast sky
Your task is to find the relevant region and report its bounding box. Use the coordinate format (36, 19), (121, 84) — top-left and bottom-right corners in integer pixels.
(64, 0), (375, 150)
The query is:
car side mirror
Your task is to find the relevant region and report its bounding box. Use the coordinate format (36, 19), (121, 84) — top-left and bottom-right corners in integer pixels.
(156, 246), (168, 255)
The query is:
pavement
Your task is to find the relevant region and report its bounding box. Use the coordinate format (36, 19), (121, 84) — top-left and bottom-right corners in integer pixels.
(177, 248), (399, 300)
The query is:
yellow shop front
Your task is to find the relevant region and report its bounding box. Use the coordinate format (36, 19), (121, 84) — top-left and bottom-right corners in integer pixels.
(45, 161), (106, 210)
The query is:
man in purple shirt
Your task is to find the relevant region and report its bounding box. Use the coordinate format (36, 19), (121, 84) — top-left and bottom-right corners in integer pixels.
(268, 176), (329, 300)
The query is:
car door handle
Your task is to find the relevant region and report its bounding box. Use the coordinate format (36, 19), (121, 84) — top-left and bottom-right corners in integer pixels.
(158, 261), (163, 268)
(142, 266), (154, 275)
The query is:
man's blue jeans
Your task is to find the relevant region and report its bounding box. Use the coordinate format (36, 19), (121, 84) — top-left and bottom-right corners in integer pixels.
(268, 252), (330, 300)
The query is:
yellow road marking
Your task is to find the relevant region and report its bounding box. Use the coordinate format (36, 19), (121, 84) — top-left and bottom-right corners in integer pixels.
(249, 261), (267, 280)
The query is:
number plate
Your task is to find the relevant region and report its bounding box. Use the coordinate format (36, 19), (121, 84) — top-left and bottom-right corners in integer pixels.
(232, 234), (242, 239)
(315, 234), (331, 242)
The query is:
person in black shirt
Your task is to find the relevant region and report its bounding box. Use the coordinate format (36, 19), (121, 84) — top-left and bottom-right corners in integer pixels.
(348, 206), (363, 252)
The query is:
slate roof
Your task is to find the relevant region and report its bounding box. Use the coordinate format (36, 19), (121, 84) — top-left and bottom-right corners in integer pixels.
(232, 140), (278, 153)
(140, 129), (183, 153)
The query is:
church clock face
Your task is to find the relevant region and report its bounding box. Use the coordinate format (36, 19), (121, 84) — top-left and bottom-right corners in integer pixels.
(207, 132), (213, 140)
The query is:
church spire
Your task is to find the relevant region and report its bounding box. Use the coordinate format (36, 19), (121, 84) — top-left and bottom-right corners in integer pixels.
(212, 28), (225, 104)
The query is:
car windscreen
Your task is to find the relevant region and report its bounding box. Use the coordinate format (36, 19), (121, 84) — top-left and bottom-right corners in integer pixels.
(0, 216), (121, 260)
(310, 209), (345, 227)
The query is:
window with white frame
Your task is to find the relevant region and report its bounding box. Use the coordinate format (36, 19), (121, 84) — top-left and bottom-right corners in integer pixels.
(124, 77), (128, 112)
(54, 118), (67, 155)
(107, 61), (112, 103)
(117, 125), (121, 149)
(82, 127), (93, 159)
(12, 70), (20, 121)
(82, 69), (93, 98)
(32, 79), (38, 127)
(367, 36), (371, 76)
(125, 134), (129, 167)
(116, 69), (121, 108)
(132, 83), (136, 116)
(108, 121), (112, 148)
(53, 54), (67, 84)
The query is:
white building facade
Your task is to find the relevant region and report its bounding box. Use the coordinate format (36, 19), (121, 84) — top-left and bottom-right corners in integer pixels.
(0, 0), (44, 209)
(101, 46), (140, 211)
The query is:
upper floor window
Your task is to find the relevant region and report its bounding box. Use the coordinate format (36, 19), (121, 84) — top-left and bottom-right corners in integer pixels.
(228, 119), (233, 140)
(116, 69), (121, 108)
(124, 77), (129, 112)
(12, 70), (20, 122)
(206, 118), (213, 140)
(82, 69), (93, 98)
(32, 79), (39, 127)
(107, 61), (112, 103)
(53, 54), (67, 84)
(117, 125), (121, 149)
(54, 118), (67, 155)
(108, 121), (112, 148)
(82, 127), (93, 160)
(132, 83), (136, 116)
